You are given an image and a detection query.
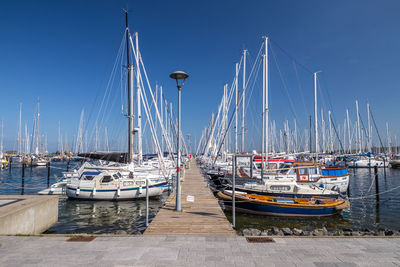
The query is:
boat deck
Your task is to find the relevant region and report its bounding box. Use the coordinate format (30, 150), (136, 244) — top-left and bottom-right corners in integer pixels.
(144, 160), (235, 236)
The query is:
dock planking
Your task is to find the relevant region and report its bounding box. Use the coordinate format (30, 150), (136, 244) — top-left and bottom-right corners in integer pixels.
(144, 160), (236, 236)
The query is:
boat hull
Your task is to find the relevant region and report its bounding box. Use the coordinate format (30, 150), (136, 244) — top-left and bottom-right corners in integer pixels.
(218, 191), (347, 217)
(66, 182), (167, 200)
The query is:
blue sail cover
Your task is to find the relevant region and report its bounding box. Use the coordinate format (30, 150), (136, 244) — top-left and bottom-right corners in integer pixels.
(321, 167), (348, 176)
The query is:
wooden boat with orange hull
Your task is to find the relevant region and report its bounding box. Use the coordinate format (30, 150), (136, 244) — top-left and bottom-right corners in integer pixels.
(217, 190), (349, 217)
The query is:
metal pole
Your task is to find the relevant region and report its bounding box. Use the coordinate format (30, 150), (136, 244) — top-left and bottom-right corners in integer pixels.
(146, 178), (149, 226)
(176, 86), (182, 212)
(232, 154), (236, 229)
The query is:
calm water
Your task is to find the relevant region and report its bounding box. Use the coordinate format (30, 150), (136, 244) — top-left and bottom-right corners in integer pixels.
(1, 162), (400, 233)
(223, 167), (400, 232)
(0, 161), (169, 234)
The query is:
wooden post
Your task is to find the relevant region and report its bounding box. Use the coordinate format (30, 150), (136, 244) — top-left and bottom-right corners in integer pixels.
(47, 162), (51, 187)
(374, 165), (380, 223)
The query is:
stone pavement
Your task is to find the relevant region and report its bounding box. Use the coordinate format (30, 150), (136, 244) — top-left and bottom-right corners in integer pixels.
(0, 235), (399, 266)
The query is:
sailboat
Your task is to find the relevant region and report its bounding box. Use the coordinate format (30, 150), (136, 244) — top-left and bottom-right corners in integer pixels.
(60, 12), (169, 200)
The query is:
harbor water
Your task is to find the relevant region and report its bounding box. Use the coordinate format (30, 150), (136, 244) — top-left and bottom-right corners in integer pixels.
(1, 162), (399, 234)
(0, 161), (169, 234)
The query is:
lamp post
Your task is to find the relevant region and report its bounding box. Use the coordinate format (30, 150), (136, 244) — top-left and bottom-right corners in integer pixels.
(169, 70), (189, 212)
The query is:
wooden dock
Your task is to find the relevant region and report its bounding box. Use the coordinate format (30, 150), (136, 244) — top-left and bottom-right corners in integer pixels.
(144, 160), (236, 236)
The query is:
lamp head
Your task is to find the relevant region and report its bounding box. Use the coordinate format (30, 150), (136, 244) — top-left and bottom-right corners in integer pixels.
(170, 71), (189, 89)
(169, 71), (189, 80)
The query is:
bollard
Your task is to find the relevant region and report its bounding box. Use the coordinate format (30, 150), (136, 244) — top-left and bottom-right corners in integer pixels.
(67, 160), (70, 172)
(9, 157), (12, 172)
(145, 178), (149, 227)
(47, 162), (51, 187)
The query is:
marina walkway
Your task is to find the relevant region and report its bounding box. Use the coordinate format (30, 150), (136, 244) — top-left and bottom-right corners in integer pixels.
(144, 160), (235, 236)
(0, 236), (399, 266)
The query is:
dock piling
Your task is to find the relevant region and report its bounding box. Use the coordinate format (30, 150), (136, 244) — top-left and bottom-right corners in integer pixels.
(47, 162), (50, 187)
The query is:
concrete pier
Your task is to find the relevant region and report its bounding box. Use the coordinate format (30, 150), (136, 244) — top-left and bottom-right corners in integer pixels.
(145, 161), (235, 236)
(0, 195), (58, 235)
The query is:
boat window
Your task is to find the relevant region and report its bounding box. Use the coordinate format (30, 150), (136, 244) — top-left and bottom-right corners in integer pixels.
(278, 164), (291, 174)
(267, 163), (277, 170)
(84, 175), (94, 180)
(298, 168), (308, 175)
(254, 163), (261, 169)
(113, 174), (120, 179)
(270, 185), (291, 191)
(287, 168), (296, 175)
(309, 167), (318, 175)
(101, 176), (113, 183)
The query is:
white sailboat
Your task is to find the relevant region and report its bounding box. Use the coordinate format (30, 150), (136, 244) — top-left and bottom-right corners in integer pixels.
(64, 12), (169, 200)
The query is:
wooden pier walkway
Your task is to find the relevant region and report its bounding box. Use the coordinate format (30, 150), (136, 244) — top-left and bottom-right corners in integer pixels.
(144, 160), (235, 236)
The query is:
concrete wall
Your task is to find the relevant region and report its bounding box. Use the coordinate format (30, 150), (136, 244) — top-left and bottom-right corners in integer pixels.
(0, 195), (58, 235)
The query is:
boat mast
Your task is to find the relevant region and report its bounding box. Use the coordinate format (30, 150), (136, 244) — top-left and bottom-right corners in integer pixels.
(235, 63), (239, 154)
(241, 50), (247, 153)
(135, 32), (143, 164)
(261, 36), (269, 178)
(321, 109), (325, 153)
(36, 99), (40, 155)
(314, 72), (319, 154)
(356, 100), (361, 153)
(223, 84), (227, 161)
(346, 108), (351, 153)
(125, 11), (134, 164)
(386, 122), (391, 155)
(329, 110), (333, 152)
(0, 119), (3, 158)
(18, 103), (22, 155)
(160, 85), (164, 153)
(367, 102), (372, 153)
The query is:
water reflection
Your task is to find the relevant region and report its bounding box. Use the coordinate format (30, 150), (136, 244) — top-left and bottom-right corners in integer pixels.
(45, 193), (169, 235)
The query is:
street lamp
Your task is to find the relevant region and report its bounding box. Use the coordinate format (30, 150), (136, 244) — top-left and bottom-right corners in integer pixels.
(169, 70), (189, 212)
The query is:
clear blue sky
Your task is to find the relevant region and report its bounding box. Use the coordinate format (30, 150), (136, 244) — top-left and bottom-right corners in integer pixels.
(1, 0), (400, 152)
